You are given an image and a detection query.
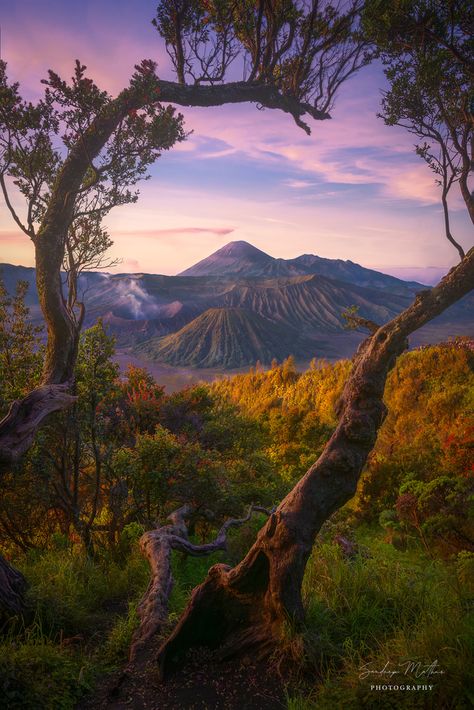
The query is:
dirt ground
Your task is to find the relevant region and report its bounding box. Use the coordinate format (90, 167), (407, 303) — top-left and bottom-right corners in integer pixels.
(79, 644), (287, 710)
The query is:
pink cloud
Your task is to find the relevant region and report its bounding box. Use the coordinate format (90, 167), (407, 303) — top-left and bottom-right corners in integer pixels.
(0, 230), (35, 266)
(0, 230), (28, 244)
(284, 180), (317, 189)
(2, 11), (471, 277)
(119, 258), (141, 272)
(3, 9), (171, 98)
(3, 7), (438, 208)
(115, 227), (235, 238)
(174, 91), (443, 205)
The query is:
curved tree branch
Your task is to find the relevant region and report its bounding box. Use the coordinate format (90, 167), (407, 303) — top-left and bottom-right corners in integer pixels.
(156, 79), (332, 131)
(0, 384), (77, 467)
(130, 504), (274, 662)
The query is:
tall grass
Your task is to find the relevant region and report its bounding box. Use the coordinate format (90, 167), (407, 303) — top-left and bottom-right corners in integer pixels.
(2, 528), (472, 709)
(0, 540), (230, 708)
(0, 546), (150, 709)
(0, 619), (92, 710)
(288, 534), (474, 709)
(18, 548), (148, 638)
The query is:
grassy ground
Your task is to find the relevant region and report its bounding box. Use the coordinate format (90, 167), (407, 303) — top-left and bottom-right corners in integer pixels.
(1, 528), (472, 709)
(0, 544), (150, 709)
(288, 530), (474, 709)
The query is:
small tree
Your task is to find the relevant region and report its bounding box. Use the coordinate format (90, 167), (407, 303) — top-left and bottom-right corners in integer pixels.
(4, 322), (121, 556)
(0, 58), (185, 382)
(0, 59), (186, 464)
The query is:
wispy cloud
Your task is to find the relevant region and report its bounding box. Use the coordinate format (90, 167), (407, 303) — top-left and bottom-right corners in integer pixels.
(120, 258), (140, 271)
(172, 81), (443, 206)
(116, 226), (235, 238)
(284, 180), (317, 189)
(1, 5), (472, 278)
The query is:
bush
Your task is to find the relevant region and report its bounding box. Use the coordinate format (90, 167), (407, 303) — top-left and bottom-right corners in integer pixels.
(0, 624), (91, 710)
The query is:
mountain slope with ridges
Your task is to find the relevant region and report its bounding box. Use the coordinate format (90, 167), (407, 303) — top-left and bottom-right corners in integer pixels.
(217, 274), (411, 331)
(178, 240), (422, 294)
(136, 307), (318, 368)
(179, 241), (274, 277)
(2, 246), (473, 369)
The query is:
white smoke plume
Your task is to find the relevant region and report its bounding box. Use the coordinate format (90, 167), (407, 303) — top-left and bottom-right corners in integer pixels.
(113, 277), (161, 319)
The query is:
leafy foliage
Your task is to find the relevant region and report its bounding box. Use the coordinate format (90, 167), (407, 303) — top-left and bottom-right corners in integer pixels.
(153, 0), (372, 130)
(1, 336), (472, 706)
(0, 59), (186, 331)
(362, 0), (474, 258)
(356, 340), (474, 554)
(0, 279), (43, 417)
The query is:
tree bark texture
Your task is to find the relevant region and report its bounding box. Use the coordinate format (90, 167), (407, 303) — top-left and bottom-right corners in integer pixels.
(0, 553), (27, 617)
(130, 505), (272, 663)
(155, 249), (474, 675)
(0, 384), (77, 466)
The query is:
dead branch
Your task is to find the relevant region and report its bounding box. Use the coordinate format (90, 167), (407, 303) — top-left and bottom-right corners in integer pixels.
(0, 384), (77, 468)
(345, 315), (380, 334)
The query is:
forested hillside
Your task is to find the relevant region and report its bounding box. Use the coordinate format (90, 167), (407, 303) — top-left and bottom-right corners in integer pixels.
(213, 341), (474, 554)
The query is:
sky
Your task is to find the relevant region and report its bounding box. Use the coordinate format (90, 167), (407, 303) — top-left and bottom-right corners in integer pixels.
(0, 0), (472, 284)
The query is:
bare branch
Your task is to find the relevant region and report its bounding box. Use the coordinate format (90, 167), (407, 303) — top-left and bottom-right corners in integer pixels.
(0, 174), (34, 239)
(342, 307), (380, 334)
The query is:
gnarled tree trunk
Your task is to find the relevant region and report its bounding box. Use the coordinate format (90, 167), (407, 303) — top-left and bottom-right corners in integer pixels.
(0, 384), (77, 466)
(130, 504), (273, 663)
(155, 249), (474, 676)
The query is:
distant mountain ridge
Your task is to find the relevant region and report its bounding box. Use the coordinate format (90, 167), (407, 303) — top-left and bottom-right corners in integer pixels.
(1, 241), (473, 369)
(179, 240), (422, 294)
